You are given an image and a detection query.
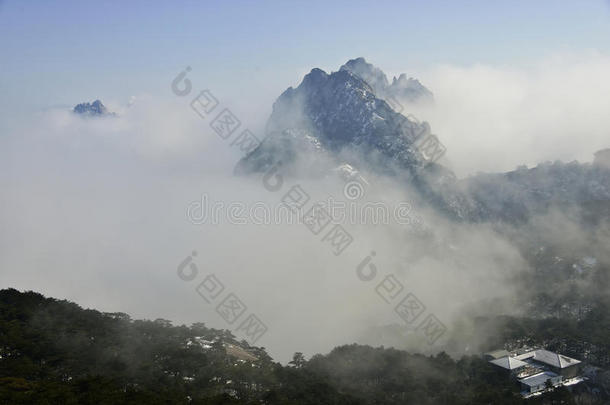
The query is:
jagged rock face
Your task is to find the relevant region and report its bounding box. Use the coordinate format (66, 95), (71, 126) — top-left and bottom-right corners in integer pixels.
(446, 161), (610, 222)
(235, 127), (333, 176)
(340, 57), (433, 103)
(236, 57), (610, 224)
(73, 100), (113, 116)
(339, 57), (389, 97)
(389, 74), (433, 103)
(235, 65), (433, 176)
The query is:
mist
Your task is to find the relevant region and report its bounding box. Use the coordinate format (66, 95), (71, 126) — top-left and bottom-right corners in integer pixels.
(1, 53), (609, 363)
(403, 51), (610, 176)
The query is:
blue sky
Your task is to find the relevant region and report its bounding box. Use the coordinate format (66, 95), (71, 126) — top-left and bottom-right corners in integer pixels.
(1, 0), (610, 115)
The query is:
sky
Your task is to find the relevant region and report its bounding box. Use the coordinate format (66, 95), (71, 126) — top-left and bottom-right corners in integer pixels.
(2, 0), (610, 116)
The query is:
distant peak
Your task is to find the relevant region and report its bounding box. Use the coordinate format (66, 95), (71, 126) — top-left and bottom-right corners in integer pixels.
(299, 68), (329, 89)
(392, 73), (411, 84)
(73, 99), (115, 116)
(339, 57), (389, 94)
(341, 57), (369, 68)
(338, 57), (433, 104)
(307, 67), (328, 78)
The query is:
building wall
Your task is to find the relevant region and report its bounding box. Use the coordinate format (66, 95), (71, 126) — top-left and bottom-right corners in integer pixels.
(521, 375), (562, 393)
(559, 364), (580, 379)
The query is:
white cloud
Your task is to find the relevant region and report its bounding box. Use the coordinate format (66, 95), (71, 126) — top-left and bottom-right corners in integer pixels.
(2, 52), (608, 361)
(408, 51), (610, 176)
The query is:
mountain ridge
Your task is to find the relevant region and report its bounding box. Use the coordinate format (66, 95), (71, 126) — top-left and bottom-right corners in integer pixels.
(235, 59), (438, 180)
(237, 58), (610, 224)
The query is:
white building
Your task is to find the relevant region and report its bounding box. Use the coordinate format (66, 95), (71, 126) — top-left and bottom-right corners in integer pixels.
(520, 371), (562, 394)
(487, 348), (583, 396)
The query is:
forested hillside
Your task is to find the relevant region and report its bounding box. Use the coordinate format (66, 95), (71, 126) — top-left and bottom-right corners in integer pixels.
(0, 289), (606, 404)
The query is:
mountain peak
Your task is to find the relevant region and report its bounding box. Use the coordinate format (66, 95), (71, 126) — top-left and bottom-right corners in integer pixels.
(300, 68), (330, 89)
(308, 67), (328, 77)
(340, 57), (389, 96)
(392, 73), (413, 86)
(339, 58), (433, 104)
(73, 99), (114, 116)
(236, 59), (438, 178)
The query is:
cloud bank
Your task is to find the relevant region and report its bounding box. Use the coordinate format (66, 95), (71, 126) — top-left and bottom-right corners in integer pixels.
(1, 52), (608, 362)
